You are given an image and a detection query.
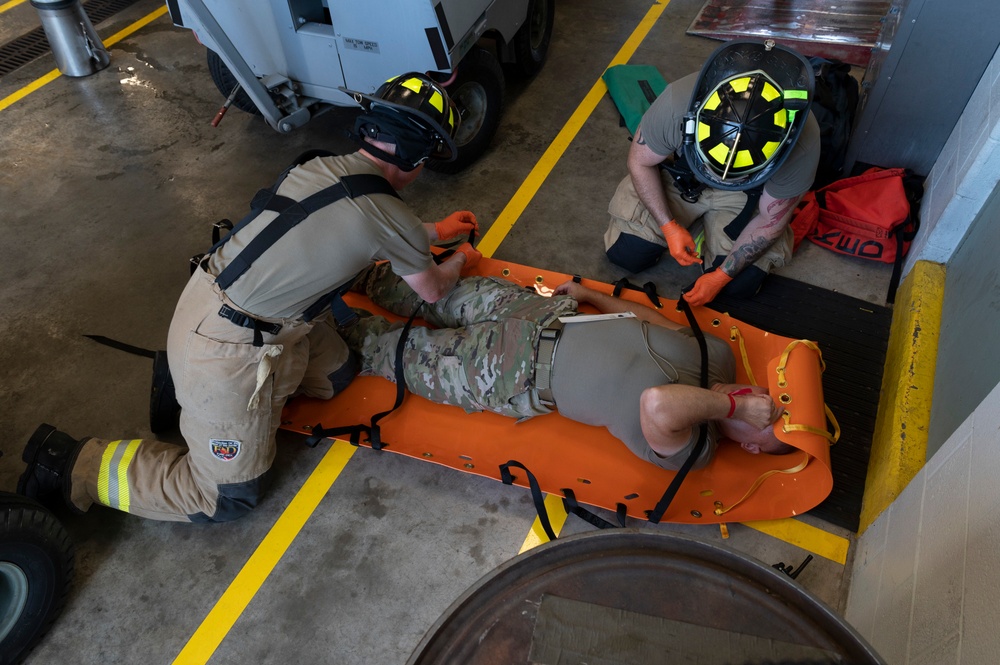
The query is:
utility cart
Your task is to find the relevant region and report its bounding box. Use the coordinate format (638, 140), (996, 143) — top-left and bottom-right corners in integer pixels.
(167, 0), (555, 171)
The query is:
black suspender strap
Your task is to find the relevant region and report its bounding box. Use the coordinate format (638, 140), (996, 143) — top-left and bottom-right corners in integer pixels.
(721, 185), (764, 241)
(214, 173), (400, 291)
(646, 294), (710, 524)
(300, 277), (360, 324)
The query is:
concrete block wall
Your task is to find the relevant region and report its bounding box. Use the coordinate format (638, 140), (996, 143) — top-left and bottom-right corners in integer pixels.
(847, 40), (1000, 663)
(845, 380), (1000, 664)
(903, 42), (1000, 275)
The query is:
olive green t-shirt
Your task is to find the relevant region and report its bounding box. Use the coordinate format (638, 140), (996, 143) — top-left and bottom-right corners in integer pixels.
(549, 317), (735, 470)
(206, 152), (433, 319)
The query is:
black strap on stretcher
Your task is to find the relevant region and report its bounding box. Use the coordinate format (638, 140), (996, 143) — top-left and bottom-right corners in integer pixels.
(507, 279), (712, 535)
(304, 302), (424, 451)
(645, 293), (709, 524)
(500, 461), (558, 541)
(612, 277), (663, 309)
(303, 225), (479, 451)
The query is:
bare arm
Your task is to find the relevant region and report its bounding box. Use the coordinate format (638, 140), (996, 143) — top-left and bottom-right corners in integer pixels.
(400, 254), (466, 303)
(719, 189), (800, 276)
(627, 130), (675, 229)
(640, 383), (783, 457)
(422, 222), (441, 242)
(553, 281), (683, 330)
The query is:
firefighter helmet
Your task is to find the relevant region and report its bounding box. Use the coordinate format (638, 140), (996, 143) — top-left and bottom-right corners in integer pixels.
(682, 40), (814, 191)
(342, 73), (460, 169)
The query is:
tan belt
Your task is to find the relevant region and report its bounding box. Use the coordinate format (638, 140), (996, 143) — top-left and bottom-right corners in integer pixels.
(534, 320), (564, 406)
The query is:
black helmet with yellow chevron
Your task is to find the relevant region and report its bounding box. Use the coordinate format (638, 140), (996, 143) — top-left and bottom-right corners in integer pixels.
(682, 39), (814, 191)
(343, 72), (460, 171)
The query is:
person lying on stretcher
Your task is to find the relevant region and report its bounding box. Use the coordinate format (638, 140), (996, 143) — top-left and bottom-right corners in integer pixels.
(344, 263), (794, 470)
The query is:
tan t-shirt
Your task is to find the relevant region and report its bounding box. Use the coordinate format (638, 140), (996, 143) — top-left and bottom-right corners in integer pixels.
(638, 72), (821, 200)
(549, 317), (735, 470)
(206, 152), (433, 319)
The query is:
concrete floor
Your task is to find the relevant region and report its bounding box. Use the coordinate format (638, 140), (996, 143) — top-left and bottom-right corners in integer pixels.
(0, 0), (894, 662)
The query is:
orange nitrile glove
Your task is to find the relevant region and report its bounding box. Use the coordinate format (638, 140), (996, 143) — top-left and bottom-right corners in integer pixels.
(454, 242), (482, 271)
(435, 210), (479, 241)
(660, 221), (703, 266)
(683, 269), (733, 307)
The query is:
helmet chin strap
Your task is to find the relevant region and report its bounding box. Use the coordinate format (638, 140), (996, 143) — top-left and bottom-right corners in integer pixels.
(351, 110), (439, 171)
(347, 130), (422, 171)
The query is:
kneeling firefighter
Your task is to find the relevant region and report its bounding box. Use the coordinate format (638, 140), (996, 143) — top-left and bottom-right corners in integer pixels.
(604, 39), (820, 306)
(18, 72), (482, 522)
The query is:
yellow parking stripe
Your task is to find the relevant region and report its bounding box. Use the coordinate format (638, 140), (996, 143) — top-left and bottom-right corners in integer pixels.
(518, 494), (569, 553)
(477, 0), (670, 258)
(0, 5), (169, 113)
(173, 440), (357, 665)
(0, 0), (28, 14)
(742, 518), (850, 565)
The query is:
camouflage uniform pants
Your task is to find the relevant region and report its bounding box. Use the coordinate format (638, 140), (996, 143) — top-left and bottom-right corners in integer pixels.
(346, 264), (578, 419)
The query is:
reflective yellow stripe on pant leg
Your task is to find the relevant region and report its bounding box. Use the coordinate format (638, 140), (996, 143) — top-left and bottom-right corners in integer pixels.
(97, 439), (141, 511)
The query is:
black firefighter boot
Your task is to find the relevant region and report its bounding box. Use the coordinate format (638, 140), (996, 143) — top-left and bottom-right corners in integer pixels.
(17, 423), (87, 513)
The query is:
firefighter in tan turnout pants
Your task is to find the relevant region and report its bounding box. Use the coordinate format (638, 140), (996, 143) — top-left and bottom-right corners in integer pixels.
(17, 73), (482, 522)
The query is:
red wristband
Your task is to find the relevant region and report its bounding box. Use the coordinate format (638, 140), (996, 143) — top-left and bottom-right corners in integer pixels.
(726, 388), (754, 419)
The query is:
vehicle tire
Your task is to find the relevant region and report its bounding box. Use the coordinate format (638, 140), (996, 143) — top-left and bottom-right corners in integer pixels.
(506, 0), (555, 78)
(427, 47), (505, 174)
(0, 493), (74, 665)
(206, 49), (260, 115)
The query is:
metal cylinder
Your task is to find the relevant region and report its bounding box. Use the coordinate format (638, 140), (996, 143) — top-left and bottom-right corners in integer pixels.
(30, 0), (110, 78)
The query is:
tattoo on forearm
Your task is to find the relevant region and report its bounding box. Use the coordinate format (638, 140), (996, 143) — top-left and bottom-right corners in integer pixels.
(722, 196), (800, 275)
(764, 197), (797, 226)
(723, 237), (773, 274)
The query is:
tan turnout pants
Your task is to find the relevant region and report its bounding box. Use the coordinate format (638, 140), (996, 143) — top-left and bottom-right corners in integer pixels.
(68, 269), (351, 521)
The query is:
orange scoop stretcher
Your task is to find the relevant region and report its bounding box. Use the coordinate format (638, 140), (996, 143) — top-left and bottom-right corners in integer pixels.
(280, 256), (838, 525)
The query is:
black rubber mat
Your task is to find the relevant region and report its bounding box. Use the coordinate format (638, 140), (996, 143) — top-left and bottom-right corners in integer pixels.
(710, 275), (892, 533)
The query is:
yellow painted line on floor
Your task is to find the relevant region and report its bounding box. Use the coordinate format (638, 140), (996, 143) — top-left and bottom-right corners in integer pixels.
(518, 493), (569, 553)
(477, 0), (669, 258)
(0, 5), (169, 113)
(0, 0), (28, 14)
(172, 440), (357, 665)
(742, 518), (850, 565)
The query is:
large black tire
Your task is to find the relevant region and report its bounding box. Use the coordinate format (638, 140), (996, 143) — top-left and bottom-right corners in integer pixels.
(206, 49), (260, 115)
(427, 47), (505, 174)
(0, 493), (74, 665)
(506, 0), (555, 78)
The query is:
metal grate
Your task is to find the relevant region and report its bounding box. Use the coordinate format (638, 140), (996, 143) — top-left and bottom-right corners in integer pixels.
(0, 0), (143, 78)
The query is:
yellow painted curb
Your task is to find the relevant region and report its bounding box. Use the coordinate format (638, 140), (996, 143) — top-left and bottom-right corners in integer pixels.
(859, 260), (945, 533)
